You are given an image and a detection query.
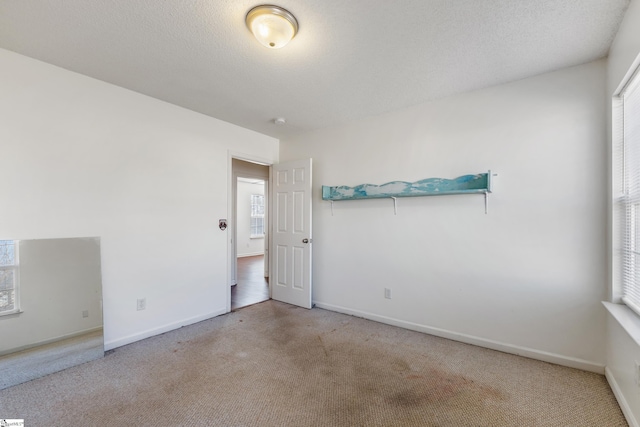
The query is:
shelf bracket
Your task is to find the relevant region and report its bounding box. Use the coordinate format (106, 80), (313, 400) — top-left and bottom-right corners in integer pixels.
(391, 197), (398, 215)
(331, 200), (334, 216)
(484, 192), (489, 214)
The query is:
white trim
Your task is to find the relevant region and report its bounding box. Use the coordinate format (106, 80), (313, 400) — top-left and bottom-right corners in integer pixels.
(0, 240), (20, 316)
(603, 301), (640, 347)
(606, 366), (640, 427)
(104, 308), (226, 350)
(227, 150), (273, 314)
(314, 301), (605, 373)
(227, 151), (273, 168)
(612, 51), (640, 306)
(0, 309), (23, 318)
(611, 93), (625, 303)
(0, 308), (22, 317)
(614, 51), (640, 97)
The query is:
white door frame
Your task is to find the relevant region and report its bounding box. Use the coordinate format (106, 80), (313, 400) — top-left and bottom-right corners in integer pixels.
(227, 151), (273, 313)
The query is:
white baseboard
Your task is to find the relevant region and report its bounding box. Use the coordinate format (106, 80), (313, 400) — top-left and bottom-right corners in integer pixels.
(104, 308), (227, 351)
(313, 301), (605, 374)
(606, 367), (639, 427)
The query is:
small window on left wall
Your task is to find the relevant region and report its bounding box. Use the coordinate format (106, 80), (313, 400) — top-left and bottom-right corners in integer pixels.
(0, 240), (20, 316)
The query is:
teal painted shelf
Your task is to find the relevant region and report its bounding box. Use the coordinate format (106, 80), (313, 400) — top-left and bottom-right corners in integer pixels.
(322, 171), (493, 214)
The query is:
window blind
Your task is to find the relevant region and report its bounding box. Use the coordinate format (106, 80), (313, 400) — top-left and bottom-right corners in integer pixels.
(621, 68), (640, 316)
(250, 194), (265, 237)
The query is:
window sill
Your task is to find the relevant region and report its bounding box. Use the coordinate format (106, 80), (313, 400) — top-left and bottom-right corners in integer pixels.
(603, 301), (640, 347)
(250, 236), (265, 239)
(0, 309), (24, 319)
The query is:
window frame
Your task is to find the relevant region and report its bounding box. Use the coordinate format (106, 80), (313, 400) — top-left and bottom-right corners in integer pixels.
(250, 193), (265, 239)
(0, 240), (20, 317)
(613, 55), (640, 316)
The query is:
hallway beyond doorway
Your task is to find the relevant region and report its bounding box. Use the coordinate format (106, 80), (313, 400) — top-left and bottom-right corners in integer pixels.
(231, 255), (269, 310)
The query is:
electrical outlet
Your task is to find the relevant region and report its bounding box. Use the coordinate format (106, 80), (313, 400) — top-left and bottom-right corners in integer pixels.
(137, 298), (146, 311)
(82, 310), (89, 318)
(384, 288), (392, 299)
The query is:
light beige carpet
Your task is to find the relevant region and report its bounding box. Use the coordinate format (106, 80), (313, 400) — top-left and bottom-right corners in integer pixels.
(0, 301), (627, 426)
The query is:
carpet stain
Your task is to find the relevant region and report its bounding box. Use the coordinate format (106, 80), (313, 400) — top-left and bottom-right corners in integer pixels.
(390, 368), (482, 406)
(317, 335), (329, 358)
(262, 307), (514, 425)
(10, 301), (624, 427)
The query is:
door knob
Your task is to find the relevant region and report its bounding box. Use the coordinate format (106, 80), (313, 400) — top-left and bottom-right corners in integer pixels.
(302, 238), (309, 244)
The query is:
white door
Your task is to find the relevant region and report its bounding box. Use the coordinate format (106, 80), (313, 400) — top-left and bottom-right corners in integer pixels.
(271, 158), (313, 308)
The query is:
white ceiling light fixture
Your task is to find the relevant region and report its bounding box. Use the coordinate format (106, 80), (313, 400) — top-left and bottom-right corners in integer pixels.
(246, 5), (298, 49)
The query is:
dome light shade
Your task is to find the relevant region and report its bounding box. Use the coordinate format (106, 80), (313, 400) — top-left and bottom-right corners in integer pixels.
(246, 5), (298, 49)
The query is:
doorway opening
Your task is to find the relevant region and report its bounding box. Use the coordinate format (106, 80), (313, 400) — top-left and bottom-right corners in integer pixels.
(231, 159), (270, 310)
(228, 156), (312, 310)
(232, 252), (268, 310)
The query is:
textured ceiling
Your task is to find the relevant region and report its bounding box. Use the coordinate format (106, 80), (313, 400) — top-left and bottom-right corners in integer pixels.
(0, 0), (630, 139)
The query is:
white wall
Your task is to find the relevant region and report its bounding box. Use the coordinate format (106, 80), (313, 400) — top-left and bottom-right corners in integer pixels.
(0, 48), (278, 350)
(236, 179), (265, 257)
(605, 0), (640, 424)
(281, 59), (608, 371)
